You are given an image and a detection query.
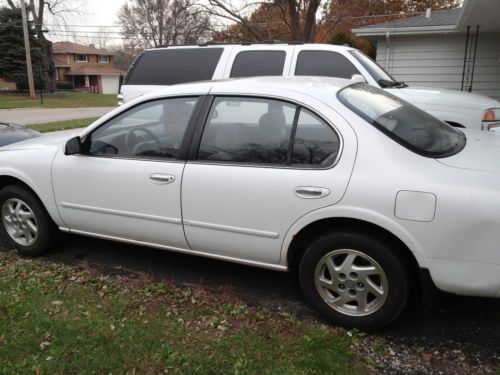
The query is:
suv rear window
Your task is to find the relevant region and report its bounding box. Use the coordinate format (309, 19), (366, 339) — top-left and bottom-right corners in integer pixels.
(295, 51), (360, 79)
(230, 51), (286, 78)
(124, 48), (223, 85)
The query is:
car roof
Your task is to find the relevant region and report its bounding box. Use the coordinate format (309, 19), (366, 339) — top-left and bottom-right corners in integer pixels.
(136, 76), (355, 104)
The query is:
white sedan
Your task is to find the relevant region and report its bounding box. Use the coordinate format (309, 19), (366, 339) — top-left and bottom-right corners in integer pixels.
(1, 77), (499, 329)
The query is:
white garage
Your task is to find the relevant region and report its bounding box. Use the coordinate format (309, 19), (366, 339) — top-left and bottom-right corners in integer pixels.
(100, 75), (121, 95)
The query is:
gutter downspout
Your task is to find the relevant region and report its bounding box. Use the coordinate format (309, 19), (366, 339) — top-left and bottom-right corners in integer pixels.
(385, 31), (391, 71)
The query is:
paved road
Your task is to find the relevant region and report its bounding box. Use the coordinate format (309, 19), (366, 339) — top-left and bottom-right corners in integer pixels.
(3, 233), (496, 365)
(0, 107), (116, 125)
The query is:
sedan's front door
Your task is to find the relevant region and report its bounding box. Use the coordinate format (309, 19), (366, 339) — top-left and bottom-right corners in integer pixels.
(52, 97), (200, 249)
(181, 95), (357, 264)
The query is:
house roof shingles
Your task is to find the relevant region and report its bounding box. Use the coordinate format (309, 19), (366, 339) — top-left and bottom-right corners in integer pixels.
(65, 66), (125, 76)
(361, 7), (463, 30)
(53, 41), (115, 56)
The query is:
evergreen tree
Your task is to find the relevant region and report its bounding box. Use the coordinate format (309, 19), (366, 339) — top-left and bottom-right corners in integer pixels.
(0, 7), (44, 91)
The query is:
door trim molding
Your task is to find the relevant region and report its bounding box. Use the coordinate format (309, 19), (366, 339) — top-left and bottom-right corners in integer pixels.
(59, 202), (182, 225)
(183, 219), (279, 239)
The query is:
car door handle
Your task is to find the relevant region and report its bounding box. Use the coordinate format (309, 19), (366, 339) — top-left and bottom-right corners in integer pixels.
(294, 186), (330, 199)
(150, 174), (175, 184)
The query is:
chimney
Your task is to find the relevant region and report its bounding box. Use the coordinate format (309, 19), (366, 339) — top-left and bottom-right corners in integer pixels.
(89, 44), (95, 48)
(425, 8), (431, 19)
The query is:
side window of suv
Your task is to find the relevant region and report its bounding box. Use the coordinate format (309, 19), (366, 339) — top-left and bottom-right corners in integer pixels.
(295, 51), (360, 79)
(197, 97), (340, 167)
(86, 97), (199, 159)
(230, 51), (286, 78)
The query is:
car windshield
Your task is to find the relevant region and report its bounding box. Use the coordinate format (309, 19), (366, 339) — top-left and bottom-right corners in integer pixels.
(348, 50), (398, 86)
(338, 84), (466, 158)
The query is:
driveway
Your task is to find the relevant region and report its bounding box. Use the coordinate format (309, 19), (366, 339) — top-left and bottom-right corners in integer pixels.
(0, 107), (116, 125)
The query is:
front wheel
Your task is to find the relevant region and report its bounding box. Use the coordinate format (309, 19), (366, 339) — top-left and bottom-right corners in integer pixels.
(299, 231), (409, 329)
(0, 185), (57, 256)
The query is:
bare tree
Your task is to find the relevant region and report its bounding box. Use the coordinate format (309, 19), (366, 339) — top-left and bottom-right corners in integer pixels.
(203, 0), (324, 42)
(118, 0), (211, 48)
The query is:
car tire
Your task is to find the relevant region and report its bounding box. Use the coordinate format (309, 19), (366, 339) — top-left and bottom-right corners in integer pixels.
(0, 185), (58, 257)
(299, 231), (409, 330)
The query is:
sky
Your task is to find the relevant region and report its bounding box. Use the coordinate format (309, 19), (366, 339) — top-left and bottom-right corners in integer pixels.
(45, 0), (128, 46)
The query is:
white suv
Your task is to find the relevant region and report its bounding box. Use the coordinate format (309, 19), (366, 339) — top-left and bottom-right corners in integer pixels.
(119, 43), (500, 131)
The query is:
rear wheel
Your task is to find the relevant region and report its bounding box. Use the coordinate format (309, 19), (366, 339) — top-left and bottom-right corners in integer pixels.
(0, 185), (57, 256)
(299, 231), (409, 329)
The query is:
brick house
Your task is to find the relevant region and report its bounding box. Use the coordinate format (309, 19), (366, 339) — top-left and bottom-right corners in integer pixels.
(53, 42), (125, 94)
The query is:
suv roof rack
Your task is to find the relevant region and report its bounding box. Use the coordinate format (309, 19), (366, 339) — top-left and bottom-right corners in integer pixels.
(156, 40), (305, 48)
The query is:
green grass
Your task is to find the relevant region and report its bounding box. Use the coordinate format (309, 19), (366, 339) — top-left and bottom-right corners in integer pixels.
(27, 118), (98, 133)
(0, 252), (360, 374)
(0, 92), (117, 109)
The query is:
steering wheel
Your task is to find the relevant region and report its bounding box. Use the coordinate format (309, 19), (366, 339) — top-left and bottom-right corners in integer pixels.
(124, 127), (162, 154)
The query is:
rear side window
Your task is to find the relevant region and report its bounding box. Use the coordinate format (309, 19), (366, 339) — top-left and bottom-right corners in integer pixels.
(295, 51), (360, 79)
(230, 51), (286, 78)
(124, 48), (223, 85)
(197, 97), (340, 168)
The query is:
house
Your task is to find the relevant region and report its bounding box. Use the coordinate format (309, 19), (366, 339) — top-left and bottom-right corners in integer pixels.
(53, 42), (125, 94)
(352, 0), (500, 100)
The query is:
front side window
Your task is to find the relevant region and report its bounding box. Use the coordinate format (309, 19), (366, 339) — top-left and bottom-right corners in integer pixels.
(74, 54), (88, 62)
(338, 84), (465, 157)
(85, 97), (199, 160)
(348, 50), (396, 86)
(230, 51), (286, 78)
(198, 97), (340, 167)
(295, 51), (360, 79)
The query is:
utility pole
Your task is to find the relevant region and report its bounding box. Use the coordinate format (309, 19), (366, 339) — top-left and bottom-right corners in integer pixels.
(20, 0), (36, 100)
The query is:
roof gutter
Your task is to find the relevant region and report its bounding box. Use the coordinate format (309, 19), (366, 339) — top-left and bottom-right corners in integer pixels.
(352, 24), (459, 37)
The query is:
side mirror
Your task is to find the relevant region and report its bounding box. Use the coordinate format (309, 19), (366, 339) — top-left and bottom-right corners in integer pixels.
(351, 74), (367, 83)
(65, 136), (83, 155)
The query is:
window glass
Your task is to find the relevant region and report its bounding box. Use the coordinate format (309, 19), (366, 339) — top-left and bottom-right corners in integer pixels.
(86, 97), (198, 159)
(338, 84), (465, 157)
(295, 51), (360, 79)
(348, 50), (395, 86)
(124, 48), (223, 85)
(74, 54), (88, 62)
(291, 108), (340, 167)
(198, 97), (295, 165)
(230, 51), (286, 78)
(98, 55), (109, 63)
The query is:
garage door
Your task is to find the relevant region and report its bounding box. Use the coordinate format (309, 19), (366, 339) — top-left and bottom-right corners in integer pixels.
(101, 76), (120, 94)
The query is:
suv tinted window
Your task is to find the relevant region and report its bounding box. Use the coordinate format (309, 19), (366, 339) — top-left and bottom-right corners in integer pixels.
(230, 51), (286, 78)
(86, 97), (198, 159)
(198, 97), (340, 167)
(125, 48), (223, 85)
(295, 51), (360, 79)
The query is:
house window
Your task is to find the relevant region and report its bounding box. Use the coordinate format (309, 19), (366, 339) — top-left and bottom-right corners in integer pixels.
(74, 54), (88, 62)
(98, 55), (109, 63)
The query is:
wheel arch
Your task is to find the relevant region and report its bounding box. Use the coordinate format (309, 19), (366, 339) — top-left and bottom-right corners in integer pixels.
(285, 217), (420, 275)
(0, 174), (63, 227)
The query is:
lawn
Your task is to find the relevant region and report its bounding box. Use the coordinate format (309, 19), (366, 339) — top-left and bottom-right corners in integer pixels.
(0, 92), (117, 109)
(28, 118), (98, 133)
(0, 252), (360, 374)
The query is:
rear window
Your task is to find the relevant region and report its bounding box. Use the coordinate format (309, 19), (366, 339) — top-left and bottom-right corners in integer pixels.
(124, 48), (223, 85)
(230, 51), (286, 78)
(338, 84), (466, 158)
(295, 51), (360, 79)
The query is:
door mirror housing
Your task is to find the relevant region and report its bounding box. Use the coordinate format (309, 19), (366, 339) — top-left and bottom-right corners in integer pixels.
(65, 136), (83, 155)
(351, 74), (366, 83)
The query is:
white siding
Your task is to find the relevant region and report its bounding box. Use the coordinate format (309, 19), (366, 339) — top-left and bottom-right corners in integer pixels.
(375, 33), (500, 100)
